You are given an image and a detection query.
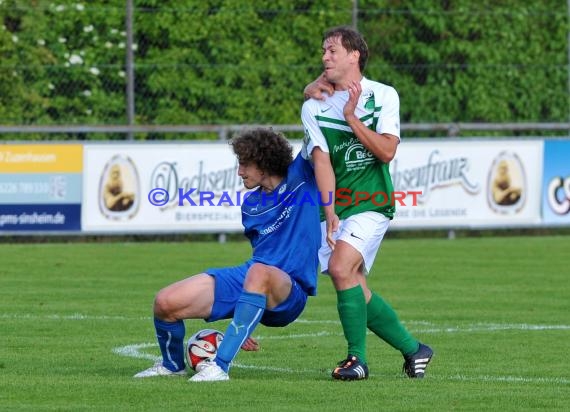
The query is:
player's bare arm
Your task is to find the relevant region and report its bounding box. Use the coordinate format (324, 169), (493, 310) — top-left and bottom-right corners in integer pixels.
(344, 80), (398, 164)
(304, 72), (335, 101)
(312, 147), (339, 249)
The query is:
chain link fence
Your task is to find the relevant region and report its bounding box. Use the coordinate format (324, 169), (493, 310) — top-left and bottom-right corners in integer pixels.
(0, 1), (569, 139)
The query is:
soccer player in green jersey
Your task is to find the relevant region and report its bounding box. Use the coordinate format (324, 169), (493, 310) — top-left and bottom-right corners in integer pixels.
(302, 26), (433, 380)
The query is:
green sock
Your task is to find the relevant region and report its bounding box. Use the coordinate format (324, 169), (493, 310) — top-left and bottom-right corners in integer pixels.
(337, 285), (367, 363)
(367, 292), (419, 356)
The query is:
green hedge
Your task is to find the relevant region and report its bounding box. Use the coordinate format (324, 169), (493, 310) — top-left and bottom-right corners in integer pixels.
(1, 0), (568, 139)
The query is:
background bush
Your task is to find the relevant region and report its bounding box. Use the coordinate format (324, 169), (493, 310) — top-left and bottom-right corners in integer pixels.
(0, 0), (568, 139)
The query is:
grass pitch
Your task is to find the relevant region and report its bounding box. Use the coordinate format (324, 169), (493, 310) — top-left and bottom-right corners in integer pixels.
(0, 235), (568, 411)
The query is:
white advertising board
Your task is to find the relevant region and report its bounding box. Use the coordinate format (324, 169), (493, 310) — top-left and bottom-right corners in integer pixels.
(390, 139), (544, 228)
(82, 143), (246, 233)
(82, 139), (544, 233)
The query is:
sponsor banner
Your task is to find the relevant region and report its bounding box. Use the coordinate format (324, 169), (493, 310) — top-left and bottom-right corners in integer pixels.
(82, 144), (246, 232)
(82, 140), (544, 233)
(0, 145), (83, 173)
(542, 139), (570, 225)
(0, 144), (83, 233)
(0, 173), (82, 204)
(389, 139), (543, 228)
(0, 204), (81, 231)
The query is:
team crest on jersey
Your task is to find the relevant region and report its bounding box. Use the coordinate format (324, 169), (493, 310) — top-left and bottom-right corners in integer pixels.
(363, 91), (375, 111)
(278, 184), (287, 195)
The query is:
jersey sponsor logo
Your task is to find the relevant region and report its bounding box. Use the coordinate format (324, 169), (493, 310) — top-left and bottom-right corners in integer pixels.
(331, 138), (376, 172)
(344, 143), (376, 172)
(332, 137), (358, 154)
(258, 205), (293, 235)
(320, 105), (332, 113)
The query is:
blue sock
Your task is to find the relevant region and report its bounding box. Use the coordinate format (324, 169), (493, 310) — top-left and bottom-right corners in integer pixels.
(215, 291), (266, 373)
(154, 318), (185, 372)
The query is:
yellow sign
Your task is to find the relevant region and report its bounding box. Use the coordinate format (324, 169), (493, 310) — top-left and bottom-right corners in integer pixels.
(0, 145), (83, 173)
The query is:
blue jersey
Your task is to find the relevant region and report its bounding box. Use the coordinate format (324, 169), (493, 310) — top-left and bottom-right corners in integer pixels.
(241, 153), (320, 296)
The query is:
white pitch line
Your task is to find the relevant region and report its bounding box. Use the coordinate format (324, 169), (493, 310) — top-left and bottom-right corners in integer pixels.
(5, 312), (567, 384)
(113, 343), (161, 362)
(3, 313), (570, 334)
(293, 319), (342, 325)
(0, 313), (150, 321)
(114, 342), (569, 385)
(257, 331), (338, 340)
(408, 324), (570, 333)
(442, 374), (570, 385)
(112, 343), (308, 374)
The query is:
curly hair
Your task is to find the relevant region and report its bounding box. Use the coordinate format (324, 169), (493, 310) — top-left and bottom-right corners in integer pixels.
(229, 128), (293, 177)
(324, 25), (369, 73)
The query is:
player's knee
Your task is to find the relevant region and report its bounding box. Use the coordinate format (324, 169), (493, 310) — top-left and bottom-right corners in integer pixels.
(327, 259), (350, 281)
(153, 290), (174, 318)
(244, 263), (271, 291)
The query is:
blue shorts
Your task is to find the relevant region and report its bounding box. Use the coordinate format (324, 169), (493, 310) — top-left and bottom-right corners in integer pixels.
(205, 261), (308, 327)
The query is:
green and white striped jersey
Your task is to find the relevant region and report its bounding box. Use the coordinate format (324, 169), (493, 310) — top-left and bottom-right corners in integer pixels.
(301, 77), (400, 220)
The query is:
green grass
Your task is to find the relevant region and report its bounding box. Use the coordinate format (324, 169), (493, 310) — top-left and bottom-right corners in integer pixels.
(0, 236), (568, 411)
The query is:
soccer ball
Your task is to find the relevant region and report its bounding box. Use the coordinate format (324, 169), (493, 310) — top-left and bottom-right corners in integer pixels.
(186, 329), (224, 371)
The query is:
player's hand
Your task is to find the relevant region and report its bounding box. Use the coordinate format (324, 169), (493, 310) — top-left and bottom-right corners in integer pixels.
(343, 80), (361, 118)
(325, 214), (339, 250)
(304, 73), (334, 101)
(240, 337), (260, 351)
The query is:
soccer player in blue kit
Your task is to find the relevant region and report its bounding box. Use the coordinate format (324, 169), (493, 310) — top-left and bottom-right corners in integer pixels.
(134, 128), (321, 382)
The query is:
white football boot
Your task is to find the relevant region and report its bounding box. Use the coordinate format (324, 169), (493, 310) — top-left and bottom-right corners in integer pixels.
(188, 361), (229, 382)
(133, 362), (187, 378)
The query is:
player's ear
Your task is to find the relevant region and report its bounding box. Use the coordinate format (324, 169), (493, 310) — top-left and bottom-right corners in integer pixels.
(351, 50), (360, 64)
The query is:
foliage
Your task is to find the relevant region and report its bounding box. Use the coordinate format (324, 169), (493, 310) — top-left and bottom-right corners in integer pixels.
(362, 0), (569, 123)
(0, 0), (568, 139)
